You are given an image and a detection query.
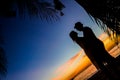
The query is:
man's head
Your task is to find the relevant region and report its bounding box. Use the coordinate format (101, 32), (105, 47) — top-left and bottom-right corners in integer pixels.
(69, 31), (78, 41)
(74, 22), (83, 31)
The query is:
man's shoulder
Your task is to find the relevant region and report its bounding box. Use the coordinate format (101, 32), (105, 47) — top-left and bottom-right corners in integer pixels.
(84, 27), (92, 31)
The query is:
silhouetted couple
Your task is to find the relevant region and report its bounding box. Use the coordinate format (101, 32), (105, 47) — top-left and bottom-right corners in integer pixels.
(70, 22), (120, 80)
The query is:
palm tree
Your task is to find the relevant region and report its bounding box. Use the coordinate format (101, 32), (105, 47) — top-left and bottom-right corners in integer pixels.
(0, 0), (65, 78)
(0, 0), (61, 21)
(75, 0), (120, 38)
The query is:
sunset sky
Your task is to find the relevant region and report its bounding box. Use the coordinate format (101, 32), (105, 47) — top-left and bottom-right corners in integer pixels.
(0, 0), (104, 80)
(52, 32), (118, 80)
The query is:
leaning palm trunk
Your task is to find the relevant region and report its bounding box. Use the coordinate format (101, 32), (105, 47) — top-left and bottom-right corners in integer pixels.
(75, 0), (120, 38)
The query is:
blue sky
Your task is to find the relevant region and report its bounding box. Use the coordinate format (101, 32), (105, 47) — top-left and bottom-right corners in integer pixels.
(0, 0), (103, 80)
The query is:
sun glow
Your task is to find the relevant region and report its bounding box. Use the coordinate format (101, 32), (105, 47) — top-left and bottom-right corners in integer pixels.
(52, 33), (120, 80)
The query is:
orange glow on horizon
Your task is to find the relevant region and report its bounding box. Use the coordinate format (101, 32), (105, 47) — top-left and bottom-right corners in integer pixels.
(52, 33), (120, 80)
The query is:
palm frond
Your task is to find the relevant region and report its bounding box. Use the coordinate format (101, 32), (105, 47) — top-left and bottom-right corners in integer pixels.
(37, 2), (59, 21)
(16, 0), (59, 21)
(75, 0), (120, 38)
(0, 24), (7, 77)
(0, 47), (7, 76)
(0, 0), (16, 17)
(0, 0), (59, 21)
(53, 0), (65, 16)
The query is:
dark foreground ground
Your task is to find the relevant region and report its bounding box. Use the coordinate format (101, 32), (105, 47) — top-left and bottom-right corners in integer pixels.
(88, 55), (120, 80)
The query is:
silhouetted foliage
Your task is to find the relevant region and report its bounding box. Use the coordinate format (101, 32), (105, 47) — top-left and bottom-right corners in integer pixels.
(0, 26), (7, 78)
(0, 0), (65, 78)
(1, 0), (120, 36)
(53, 0), (65, 16)
(0, 47), (7, 76)
(75, 0), (120, 37)
(0, 0), (60, 21)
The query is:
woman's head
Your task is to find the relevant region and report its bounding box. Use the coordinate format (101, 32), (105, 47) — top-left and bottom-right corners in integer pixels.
(69, 31), (78, 41)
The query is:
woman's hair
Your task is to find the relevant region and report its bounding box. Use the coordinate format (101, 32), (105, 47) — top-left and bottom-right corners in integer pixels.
(69, 31), (78, 41)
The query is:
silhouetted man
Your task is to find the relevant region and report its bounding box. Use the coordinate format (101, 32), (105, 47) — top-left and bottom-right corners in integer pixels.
(70, 22), (120, 80)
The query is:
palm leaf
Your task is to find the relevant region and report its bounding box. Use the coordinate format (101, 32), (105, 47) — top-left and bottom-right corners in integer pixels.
(16, 0), (59, 20)
(0, 26), (7, 77)
(0, 0), (59, 21)
(75, 0), (120, 38)
(37, 2), (59, 21)
(0, 0), (16, 17)
(0, 47), (7, 76)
